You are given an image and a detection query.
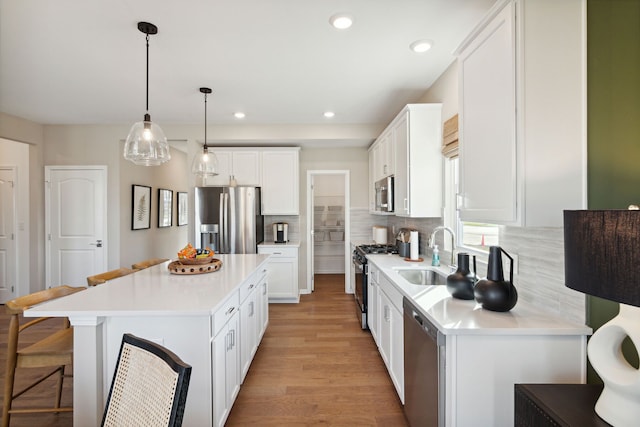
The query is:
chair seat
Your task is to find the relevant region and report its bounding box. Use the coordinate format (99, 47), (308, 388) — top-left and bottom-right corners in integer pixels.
(17, 327), (74, 368)
(132, 258), (169, 270)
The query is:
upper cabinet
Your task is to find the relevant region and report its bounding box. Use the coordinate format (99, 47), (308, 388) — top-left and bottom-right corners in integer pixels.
(456, 0), (586, 227)
(261, 148), (300, 215)
(371, 131), (394, 183)
(393, 104), (443, 218)
(204, 149), (261, 186)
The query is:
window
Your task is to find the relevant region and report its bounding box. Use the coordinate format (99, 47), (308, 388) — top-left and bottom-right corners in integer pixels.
(445, 157), (499, 253)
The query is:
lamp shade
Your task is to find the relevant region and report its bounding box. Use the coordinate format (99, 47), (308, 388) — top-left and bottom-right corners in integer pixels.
(124, 116), (171, 166)
(563, 210), (640, 307)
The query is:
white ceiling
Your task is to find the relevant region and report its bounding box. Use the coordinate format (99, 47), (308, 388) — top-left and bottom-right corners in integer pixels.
(0, 0), (495, 137)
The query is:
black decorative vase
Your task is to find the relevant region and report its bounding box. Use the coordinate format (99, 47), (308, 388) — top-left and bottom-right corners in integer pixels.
(446, 252), (477, 300)
(474, 246), (518, 312)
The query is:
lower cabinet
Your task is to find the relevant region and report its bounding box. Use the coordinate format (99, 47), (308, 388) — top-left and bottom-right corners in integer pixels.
(212, 301), (240, 427)
(367, 264), (379, 345)
(376, 273), (404, 403)
(258, 245), (299, 303)
(212, 267), (269, 427)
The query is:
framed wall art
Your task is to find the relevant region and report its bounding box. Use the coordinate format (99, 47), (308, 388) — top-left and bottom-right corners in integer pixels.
(177, 192), (188, 226)
(158, 188), (173, 228)
(132, 185), (151, 230)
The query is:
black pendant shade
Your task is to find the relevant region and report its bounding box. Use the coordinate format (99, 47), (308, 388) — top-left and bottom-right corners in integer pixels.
(563, 210), (640, 307)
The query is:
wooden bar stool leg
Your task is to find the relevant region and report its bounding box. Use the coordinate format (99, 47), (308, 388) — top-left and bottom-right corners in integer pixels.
(2, 317), (19, 427)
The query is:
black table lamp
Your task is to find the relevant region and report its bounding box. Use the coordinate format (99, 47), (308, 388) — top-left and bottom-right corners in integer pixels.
(564, 210), (640, 427)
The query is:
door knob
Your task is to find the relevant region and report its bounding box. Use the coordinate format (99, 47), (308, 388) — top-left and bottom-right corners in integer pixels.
(89, 239), (103, 248)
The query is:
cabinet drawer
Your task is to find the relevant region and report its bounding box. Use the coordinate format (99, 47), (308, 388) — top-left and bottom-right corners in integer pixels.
(212, 291), (240, 337)
(378, 274), (403, 311)
(258, 246), (297, 258)
(239, 273), (259, 303)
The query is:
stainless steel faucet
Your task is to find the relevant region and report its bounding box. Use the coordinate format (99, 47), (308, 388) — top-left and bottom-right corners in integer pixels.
(428, 226), (457, 267)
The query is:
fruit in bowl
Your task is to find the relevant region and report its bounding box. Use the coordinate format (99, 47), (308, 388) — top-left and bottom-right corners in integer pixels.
(177, 243), (215, 265)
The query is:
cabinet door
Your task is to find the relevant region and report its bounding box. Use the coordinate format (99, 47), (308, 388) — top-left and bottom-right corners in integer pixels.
(232, 151), (261, 186)
(258, 274), (269, 338)
(205, 151), (233, 186)
(212, 311), (239, 427)
(390, 303), (404, 403)
(240, 287), (257, 382)
(393, 113), (409, 216)
(378, 290), (392, 370)
(382, 133), (394, 178)
(265, 257), (297, 299)
(261, 150), (299, 215)
(367, 266), (379, 344)
(458, 2), (517, 223)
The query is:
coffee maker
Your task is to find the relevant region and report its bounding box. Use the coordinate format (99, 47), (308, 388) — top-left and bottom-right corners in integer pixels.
(273, 222), (288, 243)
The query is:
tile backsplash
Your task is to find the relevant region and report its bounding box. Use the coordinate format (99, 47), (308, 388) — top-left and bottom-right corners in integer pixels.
(350, 211), (585, 324)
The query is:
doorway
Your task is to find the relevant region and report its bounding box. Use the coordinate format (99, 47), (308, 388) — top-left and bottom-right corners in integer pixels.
(306, 170), (350, 294)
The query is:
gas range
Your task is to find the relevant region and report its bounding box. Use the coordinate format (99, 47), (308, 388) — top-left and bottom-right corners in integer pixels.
(354, 244), (399, 263)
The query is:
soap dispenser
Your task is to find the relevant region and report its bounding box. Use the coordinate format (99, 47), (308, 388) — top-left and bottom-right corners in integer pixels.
(431, 245), (440, 266)
(474, 246), (518, 312)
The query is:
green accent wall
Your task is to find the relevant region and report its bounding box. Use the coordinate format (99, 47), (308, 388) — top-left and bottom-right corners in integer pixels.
(587, 0), (640, 382)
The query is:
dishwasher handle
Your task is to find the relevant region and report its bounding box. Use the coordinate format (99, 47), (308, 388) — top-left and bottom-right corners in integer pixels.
(411, 309), (439, 342)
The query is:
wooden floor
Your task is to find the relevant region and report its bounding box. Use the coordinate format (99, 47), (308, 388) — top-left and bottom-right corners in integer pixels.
(226, 274), (407, 426)
(0, 274), (406, 426)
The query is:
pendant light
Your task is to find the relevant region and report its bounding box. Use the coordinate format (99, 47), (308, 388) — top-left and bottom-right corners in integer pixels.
(191, 87), (219, 176)
(124, 22), (171, 166)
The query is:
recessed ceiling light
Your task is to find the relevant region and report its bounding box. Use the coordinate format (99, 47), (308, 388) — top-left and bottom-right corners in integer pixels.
(410, 39), (433, 53)
(234, 112), (245, 119)
(324, 111), (335, 118)
(329, 14), (353, 30)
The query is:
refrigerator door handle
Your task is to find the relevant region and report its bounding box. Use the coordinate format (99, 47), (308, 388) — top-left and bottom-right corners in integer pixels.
(219, 192), (226, 253)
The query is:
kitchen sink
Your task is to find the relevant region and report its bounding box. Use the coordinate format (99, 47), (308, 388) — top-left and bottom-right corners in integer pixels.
(393, 267), (447, 286)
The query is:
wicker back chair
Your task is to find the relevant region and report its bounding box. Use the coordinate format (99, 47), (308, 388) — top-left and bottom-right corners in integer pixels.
(2, 285), (85, 427)
(86, 267), (137, 286)
(101, 334), (192, 427)
(131, 258), (169, 270)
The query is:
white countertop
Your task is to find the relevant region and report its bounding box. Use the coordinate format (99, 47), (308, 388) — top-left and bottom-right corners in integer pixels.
(367, 254), (591, 337)
(25, 254), (270, 318)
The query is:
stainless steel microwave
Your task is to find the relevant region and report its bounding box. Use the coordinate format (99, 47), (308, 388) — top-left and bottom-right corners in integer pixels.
(374, 176), (394, 213)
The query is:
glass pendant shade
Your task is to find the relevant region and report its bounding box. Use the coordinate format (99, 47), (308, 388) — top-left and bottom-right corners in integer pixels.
(192, 87), (218, 176)
(191, 145), (218, 176)
(124, 114), (171, 166)
(124, 22), (170, 166)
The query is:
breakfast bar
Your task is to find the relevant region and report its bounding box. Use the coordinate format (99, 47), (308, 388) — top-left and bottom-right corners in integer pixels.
(24, 254), (271, 427)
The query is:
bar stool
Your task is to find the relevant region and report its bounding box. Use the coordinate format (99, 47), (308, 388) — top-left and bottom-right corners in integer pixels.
(2, 285), (85, 427)
(86, 267), (137, 286)
(131, 258), (169, 270)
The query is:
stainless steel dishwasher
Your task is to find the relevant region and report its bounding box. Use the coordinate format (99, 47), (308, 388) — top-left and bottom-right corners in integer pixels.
(403, 296), (446, 427)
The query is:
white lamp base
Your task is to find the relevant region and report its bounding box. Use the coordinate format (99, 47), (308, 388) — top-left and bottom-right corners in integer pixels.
(588, 303), (640, 427)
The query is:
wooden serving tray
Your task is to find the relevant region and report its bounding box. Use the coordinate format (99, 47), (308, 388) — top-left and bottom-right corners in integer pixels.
(167, 258), (222, 275)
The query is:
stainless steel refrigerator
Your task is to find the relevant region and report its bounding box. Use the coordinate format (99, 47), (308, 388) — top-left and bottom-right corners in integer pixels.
(194, 186), (264, 254)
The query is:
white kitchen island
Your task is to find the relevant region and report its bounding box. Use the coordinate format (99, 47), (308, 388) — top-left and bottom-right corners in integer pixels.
(24, 254), (270, 427)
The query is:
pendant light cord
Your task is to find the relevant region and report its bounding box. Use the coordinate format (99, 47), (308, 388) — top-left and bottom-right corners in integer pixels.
(204, 92), (208, 149)
(145, 33), (150, 114)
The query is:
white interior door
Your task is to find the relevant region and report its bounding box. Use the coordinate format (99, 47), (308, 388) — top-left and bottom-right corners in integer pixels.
(46, 166), (107, 287)
(0, 168), (17, 302)
(309, 176), (316, 292)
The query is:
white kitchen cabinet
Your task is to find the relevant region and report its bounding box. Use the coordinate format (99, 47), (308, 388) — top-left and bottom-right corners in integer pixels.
(261, 149), (300, 215)
(258, 245), (299, 303)
(367, 263), (379, 345)
(257, 268), (269, 339)
(456, 0), (586, 226)
(393, 104), (443, 218)
(205, 149), (261, 186)
(376, 272), (404, 403)
(212, 293), (240, 427)
(239, 275), (259, 383)
(370, 131), (394, 183)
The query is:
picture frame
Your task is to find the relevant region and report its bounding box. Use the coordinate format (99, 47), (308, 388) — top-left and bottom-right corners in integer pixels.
(132, 185), (151, 230)
(177, 192), (188, 226)
(158, 188), (173, 228)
